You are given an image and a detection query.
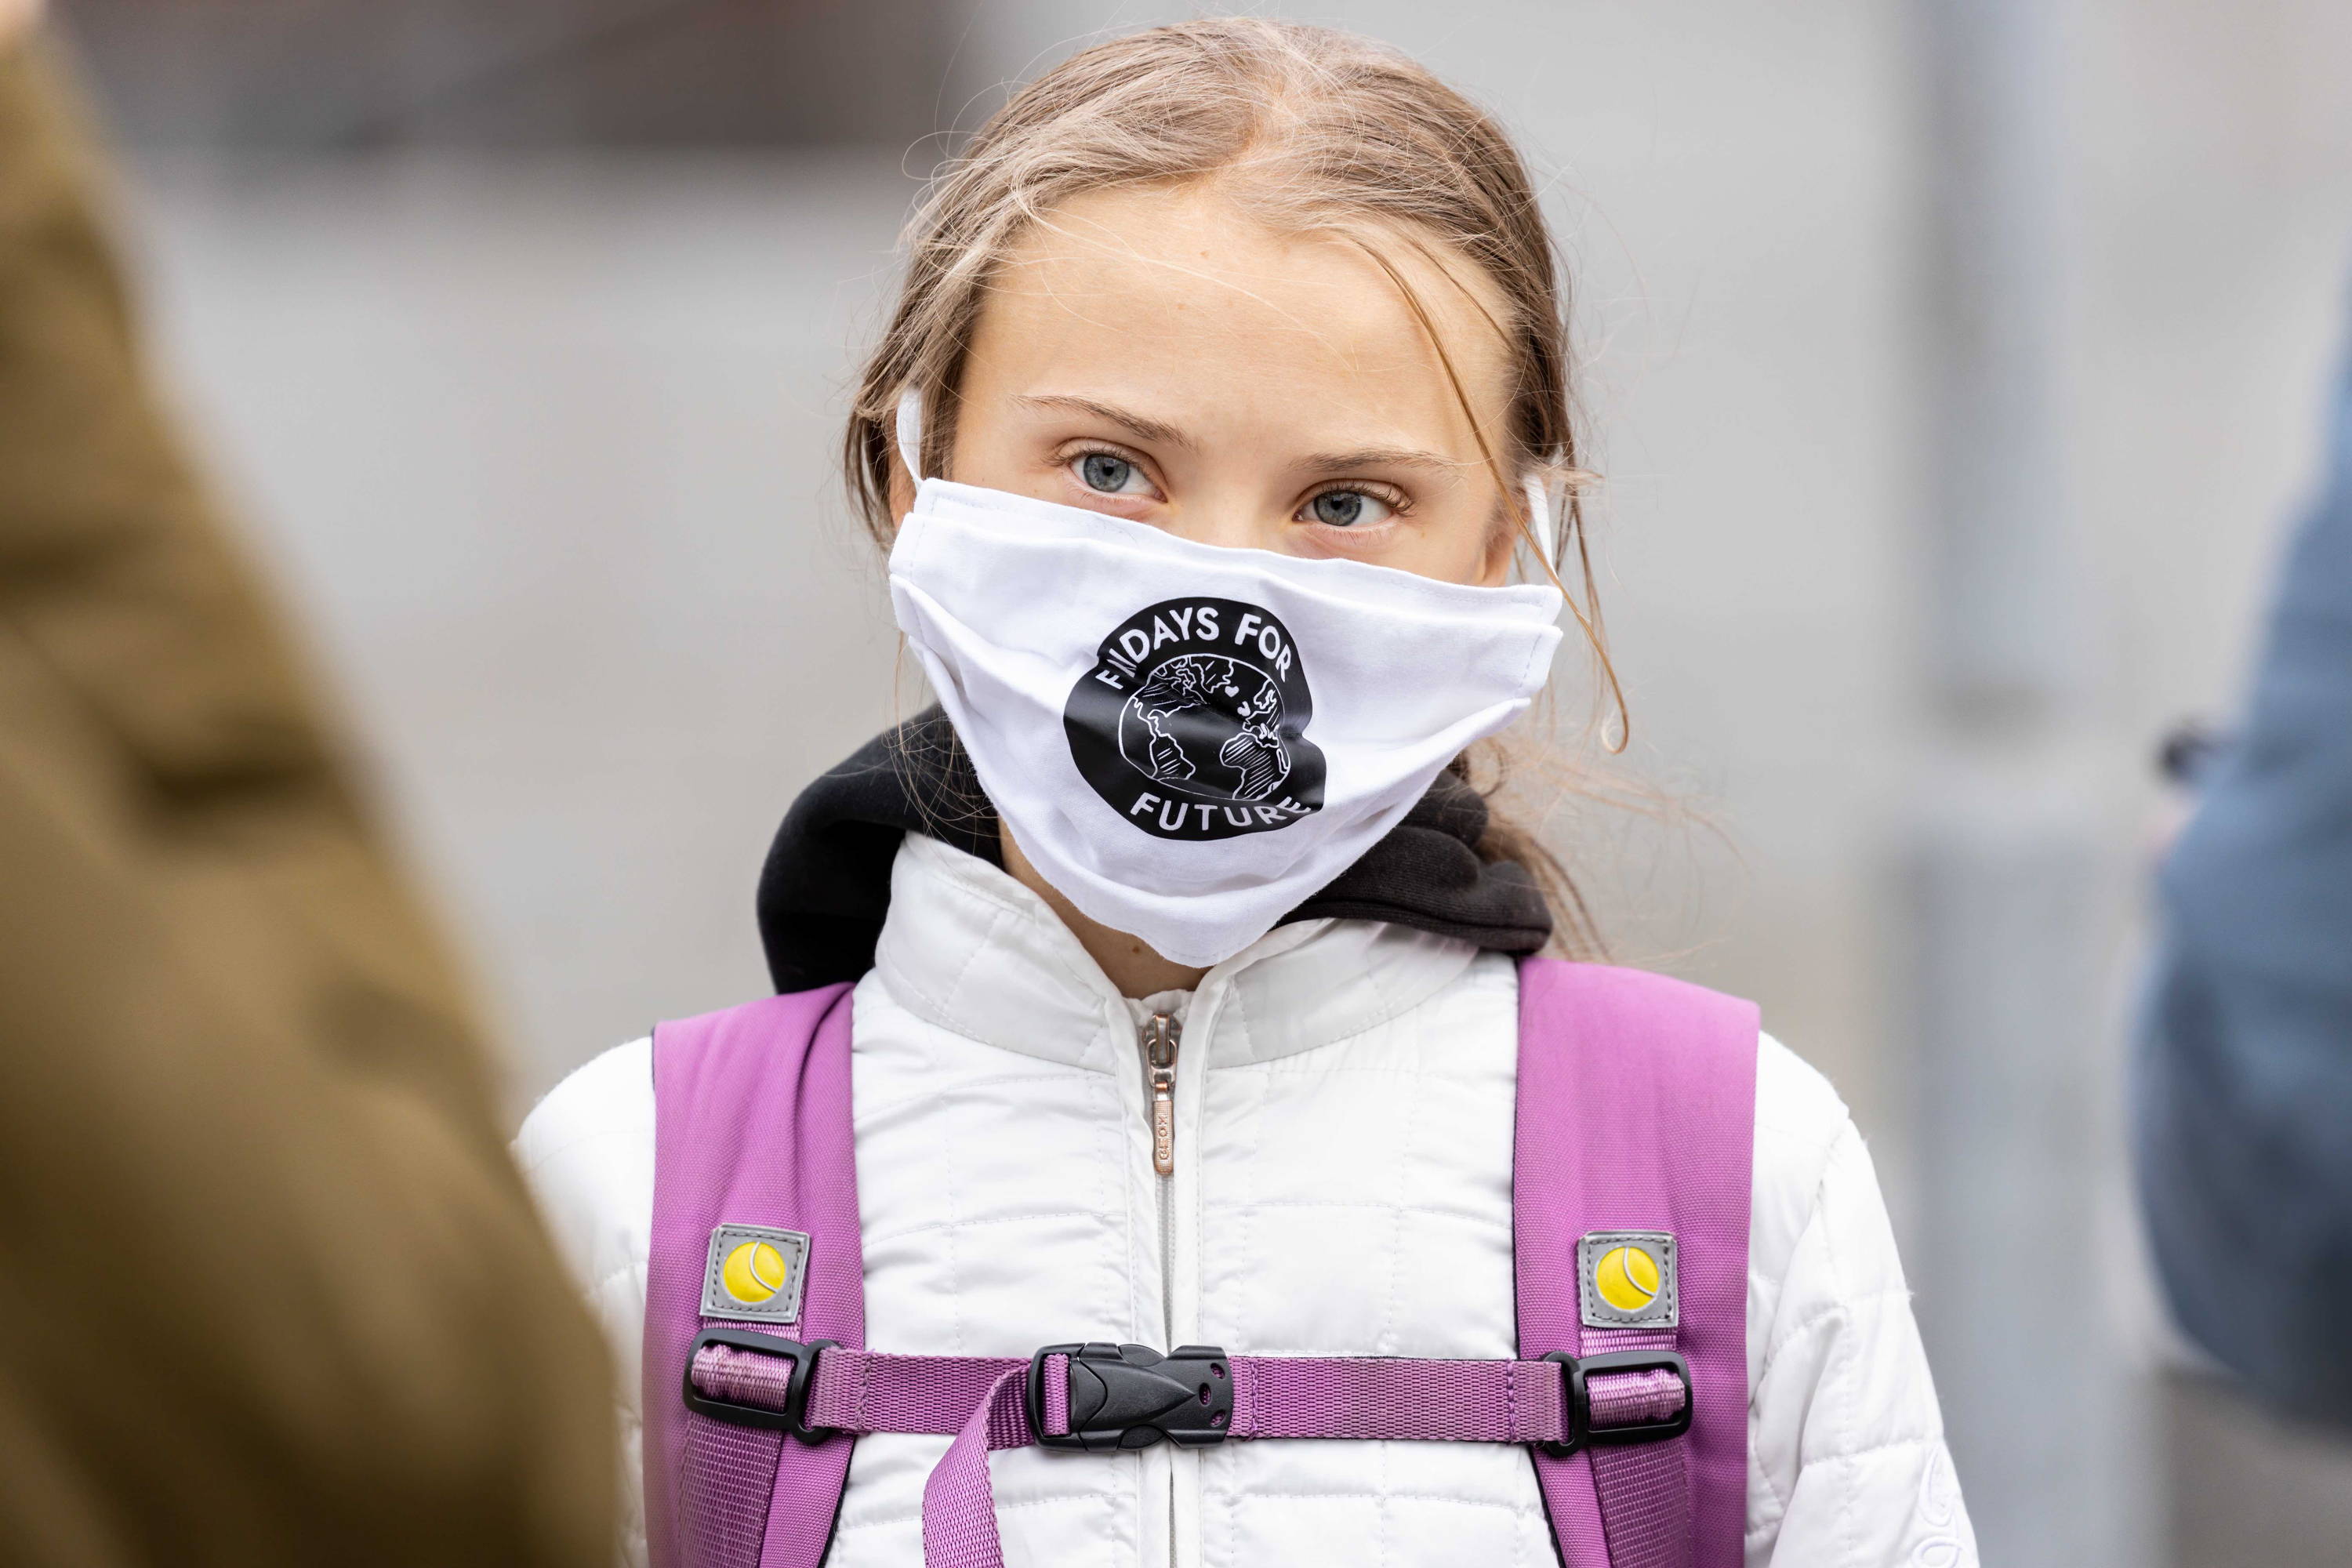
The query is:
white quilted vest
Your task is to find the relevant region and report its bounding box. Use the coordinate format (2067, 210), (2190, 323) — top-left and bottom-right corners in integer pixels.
(518, 832), (1977, 1567)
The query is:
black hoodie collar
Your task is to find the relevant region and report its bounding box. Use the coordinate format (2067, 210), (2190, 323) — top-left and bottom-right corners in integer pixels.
(756, 708), (1552, 993)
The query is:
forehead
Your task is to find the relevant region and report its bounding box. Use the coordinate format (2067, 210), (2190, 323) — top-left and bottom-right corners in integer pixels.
(965, 182), (1515, 454)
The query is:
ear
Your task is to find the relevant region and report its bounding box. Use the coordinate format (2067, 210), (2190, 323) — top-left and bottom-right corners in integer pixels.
(890, 387), (929, 526)
(887, 463), (915, 534)
(1490, 468), (1557, 587)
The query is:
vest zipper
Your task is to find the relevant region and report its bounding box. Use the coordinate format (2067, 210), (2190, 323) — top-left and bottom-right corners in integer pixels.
(1142, 1009), (1181, 1334)
(1142, 1011), (1181, 1177)
(1138, 1007), (1183, 1568)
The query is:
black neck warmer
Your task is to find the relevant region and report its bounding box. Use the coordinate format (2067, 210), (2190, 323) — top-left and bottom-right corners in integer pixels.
(756, 707), (1553, 993)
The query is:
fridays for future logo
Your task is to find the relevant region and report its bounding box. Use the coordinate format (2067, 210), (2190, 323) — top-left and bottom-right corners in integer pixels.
(1063, 596), (1327, 841)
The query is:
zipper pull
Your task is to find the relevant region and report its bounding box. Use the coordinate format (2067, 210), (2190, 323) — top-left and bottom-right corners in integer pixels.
(1141, 1011), (1181, 1176)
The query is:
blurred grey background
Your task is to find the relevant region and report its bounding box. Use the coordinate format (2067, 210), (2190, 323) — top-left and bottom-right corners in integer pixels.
(56, 1), (2352, 1563)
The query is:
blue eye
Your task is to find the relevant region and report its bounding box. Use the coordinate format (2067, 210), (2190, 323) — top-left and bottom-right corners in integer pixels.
(1312, 492), (1364, 526)
(1304, 489), (1394, 528)
(1079, 452), (1141, 494)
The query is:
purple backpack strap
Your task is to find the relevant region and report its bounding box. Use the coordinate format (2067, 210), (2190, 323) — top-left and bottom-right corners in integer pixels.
(1515, 959), (1759, 1568)
(643, 986), (864, 1568)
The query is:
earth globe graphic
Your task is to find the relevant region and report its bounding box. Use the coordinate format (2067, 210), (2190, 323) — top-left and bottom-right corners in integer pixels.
(1116, 654), (1292, 803)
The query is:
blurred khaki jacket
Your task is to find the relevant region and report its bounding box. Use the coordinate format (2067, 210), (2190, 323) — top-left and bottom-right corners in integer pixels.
(0, 38), (615, 1566)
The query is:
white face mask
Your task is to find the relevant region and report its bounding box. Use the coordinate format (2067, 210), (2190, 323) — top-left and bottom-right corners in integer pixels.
(885, 394), (1565, 967)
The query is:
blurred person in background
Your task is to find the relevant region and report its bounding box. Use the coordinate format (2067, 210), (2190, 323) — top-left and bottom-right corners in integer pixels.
(0, 6), (615, 1563)
(521, 21), (1973, 1568)
(2136, 302), (2352, 1428)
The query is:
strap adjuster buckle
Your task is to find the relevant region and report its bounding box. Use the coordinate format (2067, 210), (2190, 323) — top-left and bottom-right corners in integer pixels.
(682, 1327), (840, 1445)
(1027, 1342), (1233, 1451)
(1540, 1349), (1693, 1457)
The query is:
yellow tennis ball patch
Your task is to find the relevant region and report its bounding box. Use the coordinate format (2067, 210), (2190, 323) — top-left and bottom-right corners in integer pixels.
(1594, 1244), (1661, 1312)
(722, 1240), (789, 1305)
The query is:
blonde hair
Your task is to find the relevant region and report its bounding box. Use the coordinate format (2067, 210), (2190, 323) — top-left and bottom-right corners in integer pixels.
(843, 18), (1616, 956)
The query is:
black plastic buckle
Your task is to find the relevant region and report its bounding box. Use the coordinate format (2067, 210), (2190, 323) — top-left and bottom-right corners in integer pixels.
(1028, 1342), (1234, 1451)
(1540, 1349), (1693, 1457)
(682, 1327), (840, 1445)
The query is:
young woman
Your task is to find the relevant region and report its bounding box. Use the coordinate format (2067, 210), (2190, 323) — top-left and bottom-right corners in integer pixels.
(520, 21), (1976, 1568)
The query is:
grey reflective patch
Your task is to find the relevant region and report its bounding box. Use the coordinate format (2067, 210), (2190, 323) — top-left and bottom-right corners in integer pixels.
(700, 1224), (811, 1323)
(1577, 1231), (1678, 1329)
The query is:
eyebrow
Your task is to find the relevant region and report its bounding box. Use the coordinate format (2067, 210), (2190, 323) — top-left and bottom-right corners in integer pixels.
(1016, 394), (1198, 452)
(1297, 446), (1461, 477)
